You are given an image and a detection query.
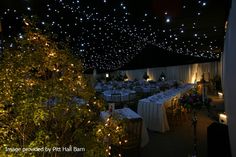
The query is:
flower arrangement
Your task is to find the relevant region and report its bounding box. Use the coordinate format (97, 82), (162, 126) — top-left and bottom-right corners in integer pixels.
(179, 89), (212, 111)
(179, 88), (212, 157)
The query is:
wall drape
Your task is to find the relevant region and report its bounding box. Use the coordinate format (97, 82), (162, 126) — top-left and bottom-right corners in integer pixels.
(223, 1), (236, 156)
(124, 62), (220, 83)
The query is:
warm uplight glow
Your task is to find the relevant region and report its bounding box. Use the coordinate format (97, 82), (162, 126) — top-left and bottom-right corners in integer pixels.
(106, 73), (109, 78)
(124, 78), (129, 81)
(191, 72), (198, 83)
(225, 21), (228, 31)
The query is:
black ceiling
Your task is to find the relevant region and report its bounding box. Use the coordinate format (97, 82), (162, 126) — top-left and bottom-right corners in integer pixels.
(120, 0), (230, 69)
(0, 0), (231, 73)
(120, 45), (219, 71)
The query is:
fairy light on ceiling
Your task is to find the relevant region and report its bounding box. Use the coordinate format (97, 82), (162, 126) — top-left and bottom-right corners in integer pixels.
(0, 0), (226, 71)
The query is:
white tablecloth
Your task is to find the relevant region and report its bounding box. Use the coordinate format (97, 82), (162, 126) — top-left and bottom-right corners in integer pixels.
(137, 84), (194, 132)
(103, 89), (136, 102)
(100, 107), (149, 147)
(95, 84), (113, 92)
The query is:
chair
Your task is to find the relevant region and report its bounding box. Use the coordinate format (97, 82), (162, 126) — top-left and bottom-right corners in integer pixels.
(122, 118), (142, 157)
(167, 96), (189, 129)
(126, 92), (137, 111)
(111, 93), (123, 109)
(166, 97), (180, 128)
(149, 87), (156, 94)
(111, 93), (121, 102)
(179, 104), (189, 121)
(174, 96), (189, 121)
(128, 93), (136, 103)
(133, 86), (143, 93)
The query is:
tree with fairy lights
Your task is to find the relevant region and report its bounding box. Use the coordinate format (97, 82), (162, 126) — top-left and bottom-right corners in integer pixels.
(0, 19), (126, 157)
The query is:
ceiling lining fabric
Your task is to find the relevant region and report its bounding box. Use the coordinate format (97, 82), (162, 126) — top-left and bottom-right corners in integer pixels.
(0, 0), (230, 72)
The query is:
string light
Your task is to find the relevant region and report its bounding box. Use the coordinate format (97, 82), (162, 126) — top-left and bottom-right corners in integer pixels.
(166, 18), (171, 23)
(0, 0), (223, 71)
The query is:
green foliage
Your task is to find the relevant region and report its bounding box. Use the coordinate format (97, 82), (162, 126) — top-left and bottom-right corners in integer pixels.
(0, 20), (122, 157)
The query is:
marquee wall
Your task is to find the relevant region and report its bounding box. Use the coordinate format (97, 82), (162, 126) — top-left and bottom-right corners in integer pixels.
(123, 61), (221, 83)
(223, 1), (236, 156)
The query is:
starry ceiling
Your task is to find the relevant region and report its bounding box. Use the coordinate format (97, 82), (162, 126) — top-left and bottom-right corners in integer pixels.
(0, 0), (231, 72)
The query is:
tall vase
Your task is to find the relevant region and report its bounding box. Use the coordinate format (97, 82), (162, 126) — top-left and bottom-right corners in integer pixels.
(192, 110), (198, 157)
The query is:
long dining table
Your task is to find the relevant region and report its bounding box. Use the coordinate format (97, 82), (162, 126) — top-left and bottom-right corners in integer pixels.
(137, 83), (194, 133)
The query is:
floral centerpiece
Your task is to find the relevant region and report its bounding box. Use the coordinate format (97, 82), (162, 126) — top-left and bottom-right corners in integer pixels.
(178, 88), (212, 157)
(179, 88), (212, 111)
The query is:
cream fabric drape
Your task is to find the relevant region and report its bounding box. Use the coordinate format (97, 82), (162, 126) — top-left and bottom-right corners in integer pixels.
(223, 1), (236, 156)
(124, 62), (220, 83)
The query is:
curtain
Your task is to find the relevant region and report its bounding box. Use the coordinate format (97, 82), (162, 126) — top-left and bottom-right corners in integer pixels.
(223, 1), (236, 156)
(124, 62), (220, 83)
